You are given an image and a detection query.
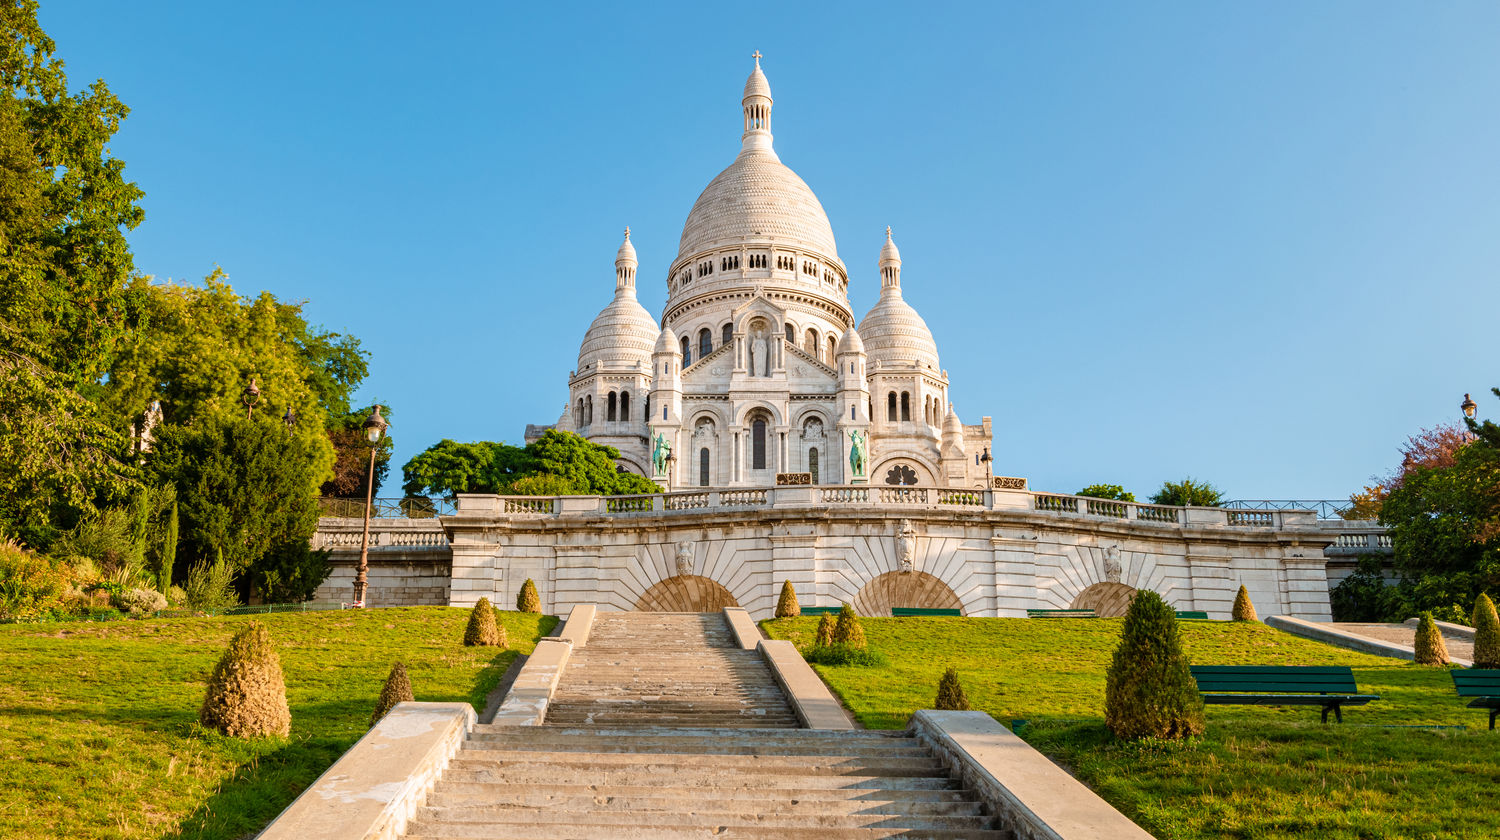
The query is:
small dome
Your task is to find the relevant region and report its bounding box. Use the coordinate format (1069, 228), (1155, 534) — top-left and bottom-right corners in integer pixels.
(654, 326), (679, 355)
(576, 286), (658, 374)
(836, 326), (865, 356)
(616, 227), (637, 266)
(942, 403), (963, 438)
(744, 60), (772, 101)
(858, 289), (940, 371)
(880, 226), (901, 265)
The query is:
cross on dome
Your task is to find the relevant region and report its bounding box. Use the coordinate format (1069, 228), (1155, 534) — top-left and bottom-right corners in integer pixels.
(624, 226), (630, 240)
(752, 50), (762, 65)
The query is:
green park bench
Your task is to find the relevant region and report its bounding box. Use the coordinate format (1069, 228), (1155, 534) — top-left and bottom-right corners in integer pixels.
(1026, 609), (1097, 618)
(1190, 665), (1378, 723)
(1451, 669), (1500, 730)
(799, 606), (843, 616)
(1176, 610), (1210, 620)
(891, 607), (962, 617)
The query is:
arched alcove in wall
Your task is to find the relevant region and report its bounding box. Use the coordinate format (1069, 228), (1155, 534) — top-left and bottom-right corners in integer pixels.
(852, 571), (963, 617)
(634, 575), (740, 612)
(1069, 582), (1138, 617)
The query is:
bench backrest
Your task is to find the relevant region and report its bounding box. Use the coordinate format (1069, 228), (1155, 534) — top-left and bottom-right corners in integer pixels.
(1027, 609), (1097, 618)
(1176, 611), (1210, 620)
(1191, 665), (1359, 694)
(891, 607), (962, 617)
(1453, 669), (1500, 697)
(799, 606), (843, 616)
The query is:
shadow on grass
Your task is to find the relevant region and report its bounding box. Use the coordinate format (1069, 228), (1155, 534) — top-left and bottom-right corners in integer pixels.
(165, 736), (344, 840)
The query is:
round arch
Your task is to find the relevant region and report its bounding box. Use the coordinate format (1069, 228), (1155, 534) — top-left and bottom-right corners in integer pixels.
(869, 456), (937, 487)
(634, 575), (740, 612)
(852, 571), (963, 617)
(731, 399), (785, 427)
(1069, 582), (1138, 617)
(614, 456), (648, 476)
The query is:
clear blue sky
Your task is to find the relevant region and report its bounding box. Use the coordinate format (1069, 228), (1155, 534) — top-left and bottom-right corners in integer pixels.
(44, 1), (1500, 500)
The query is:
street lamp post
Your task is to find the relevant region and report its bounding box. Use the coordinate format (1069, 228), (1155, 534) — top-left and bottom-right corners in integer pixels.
(242, 377), (261, 419)
(664, 450), (677, 493)
(353, 404), (388, 607)
(980, 447), (993, 488)
(282, 406), (297, 430)
(1461, 393), (1478, 443)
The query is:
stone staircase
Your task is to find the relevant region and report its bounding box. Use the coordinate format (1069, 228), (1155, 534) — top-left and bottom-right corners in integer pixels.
(544, 612), (800, 728)
(404, 727), (1012, 838)
(401, 612), (1010, 838)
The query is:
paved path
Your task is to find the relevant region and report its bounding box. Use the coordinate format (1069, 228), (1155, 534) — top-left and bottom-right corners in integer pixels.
(1333, 622), (1474, 662)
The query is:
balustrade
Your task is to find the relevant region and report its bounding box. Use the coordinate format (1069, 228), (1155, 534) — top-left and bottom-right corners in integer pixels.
(1226, 510), (1275, 527)
(502, 497), (556, 514)
(665, 491), (710, 510)
(1134, 504), (1181, 524)
(878, 487), (928, 504)
(720, 489), (768, 507)
(605, 495), (654, 513)
(1084, 498), (1128, 518)
(820, 487), (869, 503)
(936, 489), (983, 506)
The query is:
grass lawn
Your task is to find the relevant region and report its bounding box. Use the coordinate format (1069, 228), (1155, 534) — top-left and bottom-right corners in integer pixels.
(763, 616), (1499, 840)
(0, 607), (555, 840)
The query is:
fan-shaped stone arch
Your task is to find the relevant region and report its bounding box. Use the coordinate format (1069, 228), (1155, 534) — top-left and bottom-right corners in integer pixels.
(1069, 582), (1138, 617)
(852, 571), (963, 617)
(634, 575), (740, 612)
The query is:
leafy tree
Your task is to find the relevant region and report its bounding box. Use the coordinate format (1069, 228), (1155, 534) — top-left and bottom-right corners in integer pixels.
(402, 431), (658, 498)
(321, 406), (394, 497)
(1104, 590), (1205, 740)
(1342, 423), (1470, 521)
(1329, 556), (1401, 622)
(146, 414), (326, 599)
(1149, 478), (1224, 508)
(1076, 484), (1135, 502)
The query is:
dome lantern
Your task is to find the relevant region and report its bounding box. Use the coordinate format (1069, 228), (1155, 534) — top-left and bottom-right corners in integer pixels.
(742, 51), (773, 153)
(615, 226), (638, 292)
(880, 226), (902, 292)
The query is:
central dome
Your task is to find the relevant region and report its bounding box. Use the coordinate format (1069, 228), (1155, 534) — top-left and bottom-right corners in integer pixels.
(676, 148), (840, 263)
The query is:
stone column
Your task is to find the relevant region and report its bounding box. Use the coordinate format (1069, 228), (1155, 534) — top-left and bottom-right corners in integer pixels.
(1281, 556), (1333, 621)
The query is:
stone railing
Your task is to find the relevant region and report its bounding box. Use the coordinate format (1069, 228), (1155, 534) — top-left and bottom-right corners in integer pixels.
(439, 487), (1334, 530)
(1322, 527), (1394, 556)
(311, 518), (449, 551)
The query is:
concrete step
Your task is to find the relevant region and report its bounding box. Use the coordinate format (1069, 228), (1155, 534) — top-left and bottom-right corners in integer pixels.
(463, 736), (931, 758)
(468, 725), (909, 741)
(448, 750), (947, 774)
(413, 806), (995, 831)
(438, 767), (963, 791)
(406, 824), (1010, 839)
(425, 788), (985, 812)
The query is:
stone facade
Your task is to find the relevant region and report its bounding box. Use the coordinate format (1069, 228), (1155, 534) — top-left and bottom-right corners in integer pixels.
(312, 518), (451, 606)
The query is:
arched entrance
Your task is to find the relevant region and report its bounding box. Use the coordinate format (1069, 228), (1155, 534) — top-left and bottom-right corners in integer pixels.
(634, 575), (740, 612)
(1070, 582), (1138, 617)
(852, 571), (964, 617)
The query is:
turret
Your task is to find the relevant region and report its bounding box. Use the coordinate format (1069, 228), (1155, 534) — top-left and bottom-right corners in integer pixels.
(940, 403), (968, 486)
(742, 51), (774, 154)
(835, 326), (871, 483)
(651, 327), (682, 424)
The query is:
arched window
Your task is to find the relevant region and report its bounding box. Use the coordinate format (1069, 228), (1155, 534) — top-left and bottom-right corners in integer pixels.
(887, 392), (897, 422)
(607, 391), (617, 422)
(784, 324), (794, 343)
(804, 328), (818, 359)
(643, 395), (650, 420)
(700, 448), (710, 487)
(698, 328), (712, 359)
(901, 392), (910, 422)
(619, 391), (630, 421)
(584, 395), (593, 426)
(752, 418), (767, 470)
(722, 323), (733, 347)
(680, 335), (691, 365)
(809, 448), (819, 484)
(574, 398), (583, 427)
(827, 336), (836, 363)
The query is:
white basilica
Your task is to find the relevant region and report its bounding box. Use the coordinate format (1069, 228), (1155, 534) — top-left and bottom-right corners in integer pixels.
(534, 56), (994, 490)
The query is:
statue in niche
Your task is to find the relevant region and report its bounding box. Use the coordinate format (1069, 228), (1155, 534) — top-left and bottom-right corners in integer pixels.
(750, 332), (767, 377)
(652, 430), (672, 476)
(1104, 545), (1122, 584)
(675, 540), (694, 577)
(848, 429), (867, 478)
(897, 519), (917, 573)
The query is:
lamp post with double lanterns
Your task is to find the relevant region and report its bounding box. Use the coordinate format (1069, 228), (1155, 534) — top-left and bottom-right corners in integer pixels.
(352, 405), (388, 607)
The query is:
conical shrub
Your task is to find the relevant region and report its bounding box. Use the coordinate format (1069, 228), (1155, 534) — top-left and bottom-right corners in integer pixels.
(370, 662), (415, 726)
(775, 580), (800, 618)
(516, 579), (541, 613)
(1232, 585), (1257, 621)
(1414, 612), (1450, 666)
(935, 667), (970, 711)
(199, 622), (291, 738)
(1104, 590), (1205, 740)
(463, 597), (503, 646)
(814, 613), (834, 648)
(832, 603), (867, 650)
(1472, 593), (1500, 669)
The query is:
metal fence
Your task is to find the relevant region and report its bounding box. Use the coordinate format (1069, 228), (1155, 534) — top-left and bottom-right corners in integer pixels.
(317, 497), (456, 519)
(1222, 499), (1354, 520)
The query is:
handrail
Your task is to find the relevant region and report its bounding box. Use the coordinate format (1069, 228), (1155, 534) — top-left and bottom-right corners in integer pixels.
(318, 497), (455, 519)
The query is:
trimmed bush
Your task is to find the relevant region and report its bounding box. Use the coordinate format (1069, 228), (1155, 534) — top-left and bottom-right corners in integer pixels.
(1104, 590), (1205, 740)
(804, 645), (887, 667)
(199, 622), (291, 738)
(463, 597), (505, 647)
(775, 580), (800, 618)
(832, 603), (867, 651)
(516, 579), (541, 613)
(935, 667), (971, 710)
(1473, 593), (1500, 669)
(814, 613), (834, 648)
(1414, 612), (1450, 666)
(370, 662), (415, 726)
(1232, 585), (1258, 621)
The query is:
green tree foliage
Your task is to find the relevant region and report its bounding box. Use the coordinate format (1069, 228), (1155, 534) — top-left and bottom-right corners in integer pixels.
(1232, 585), (1258, 621)
(1329, 556), (1402, 622)
(1380, 391), (1500, 618)
(158, 499), (179, 594)
(1104, 590), (1205, 740)
(0, 1), (145, 388)
(1077, 484), (1136, 502)
(199, 622), (291, 738)
(775, 580), (800, 618)
(146, 415), (327, 598)
(402, 431), (658, 498)
(463, 597), (502, 646)
(1472, 593), (1500, 669)
(935, 667), (971, 711)
(832, 603), (867, 650)
(1413, 612), (1450, 666)
(1149, 478), (1224, 508)
(321, 406), (393, 497)
(370, 663), (415, 726)
(516, 579), (541, 613)
(1343, 423), (1470, 522)
(181, 560), (239, 611)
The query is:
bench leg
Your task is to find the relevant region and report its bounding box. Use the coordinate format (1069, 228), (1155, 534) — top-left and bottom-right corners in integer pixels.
(1490, 708), (1497, 731)
(1321, 703), (1342, 724)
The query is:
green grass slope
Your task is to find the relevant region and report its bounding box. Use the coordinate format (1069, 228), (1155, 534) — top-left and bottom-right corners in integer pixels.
(764, 616), (1499, 840)
(0, 607), (556, 840)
